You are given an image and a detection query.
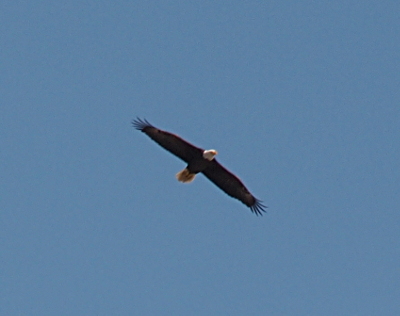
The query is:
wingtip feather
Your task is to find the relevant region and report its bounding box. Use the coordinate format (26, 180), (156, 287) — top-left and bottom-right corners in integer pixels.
(132, 117), (153, 131)
(250, 199), (267, 216)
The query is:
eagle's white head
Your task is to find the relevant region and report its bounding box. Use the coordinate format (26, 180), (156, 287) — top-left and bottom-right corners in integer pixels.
(203, 149), (218, 161)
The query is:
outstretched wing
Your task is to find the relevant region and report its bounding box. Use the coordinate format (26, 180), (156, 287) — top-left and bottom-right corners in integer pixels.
(202, 160), (266, 216)
(132, 118), (204, 163)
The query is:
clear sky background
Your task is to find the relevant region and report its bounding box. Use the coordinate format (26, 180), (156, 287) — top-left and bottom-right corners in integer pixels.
(1, 1), (399, 315)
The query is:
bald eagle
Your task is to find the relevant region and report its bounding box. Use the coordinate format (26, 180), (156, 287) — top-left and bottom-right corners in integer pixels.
(132, 118), (266, 216)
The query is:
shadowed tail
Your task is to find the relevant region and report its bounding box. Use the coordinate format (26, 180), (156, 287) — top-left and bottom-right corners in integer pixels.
(176, 168), (196, 183)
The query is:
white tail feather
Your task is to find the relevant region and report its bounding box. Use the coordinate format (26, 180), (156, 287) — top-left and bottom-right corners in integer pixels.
(176, 168), (196, 183)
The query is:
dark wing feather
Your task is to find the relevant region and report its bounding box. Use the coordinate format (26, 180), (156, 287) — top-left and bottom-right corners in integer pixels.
(132, 118), (203, 163)
(202, 160), (266, 216)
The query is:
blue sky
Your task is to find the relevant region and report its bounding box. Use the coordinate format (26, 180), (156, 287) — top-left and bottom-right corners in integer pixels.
(1, 1), (399, 315)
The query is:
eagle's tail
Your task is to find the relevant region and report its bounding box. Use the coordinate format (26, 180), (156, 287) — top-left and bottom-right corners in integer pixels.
(176, 168), (196, 183)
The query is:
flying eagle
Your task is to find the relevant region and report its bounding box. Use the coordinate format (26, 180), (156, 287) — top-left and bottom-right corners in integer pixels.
(132, 118), (266, 215)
